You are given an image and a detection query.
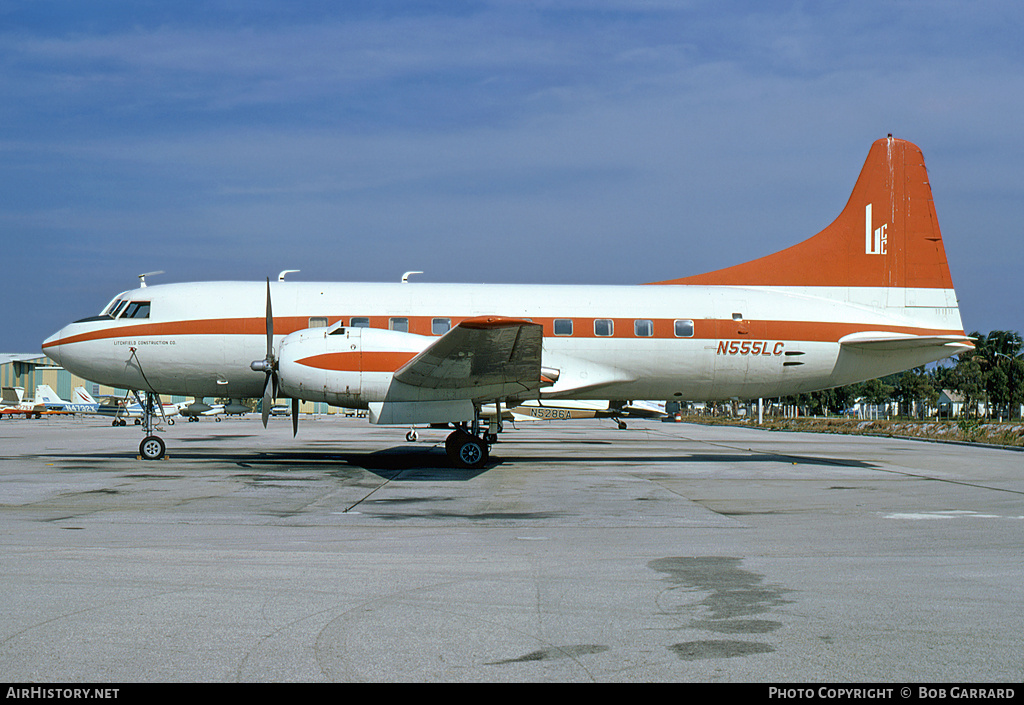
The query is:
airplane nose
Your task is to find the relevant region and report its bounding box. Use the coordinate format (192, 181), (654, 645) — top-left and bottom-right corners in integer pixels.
(42, 329), (64, 366)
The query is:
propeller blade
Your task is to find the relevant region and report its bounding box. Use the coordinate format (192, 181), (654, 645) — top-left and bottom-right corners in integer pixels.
(262, 377), (273, 428)
(265, 277), (274, 359)
(291, 397), (299, 437)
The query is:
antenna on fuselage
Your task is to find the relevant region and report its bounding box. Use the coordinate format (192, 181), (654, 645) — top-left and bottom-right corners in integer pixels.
(402, 271), (423, 283)
(278, 270), (300, 281)
(138, 271), (164, 288)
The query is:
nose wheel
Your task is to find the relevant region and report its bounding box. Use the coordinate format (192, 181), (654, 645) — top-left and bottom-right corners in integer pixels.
(139, 435), (166, 461)
(132, 388), (169, 460)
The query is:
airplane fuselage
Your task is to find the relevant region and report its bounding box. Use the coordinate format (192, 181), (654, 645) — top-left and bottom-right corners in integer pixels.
(43, 279), (965, 409)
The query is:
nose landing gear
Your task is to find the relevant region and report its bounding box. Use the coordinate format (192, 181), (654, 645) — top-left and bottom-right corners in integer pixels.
(133, 390), (169, 460)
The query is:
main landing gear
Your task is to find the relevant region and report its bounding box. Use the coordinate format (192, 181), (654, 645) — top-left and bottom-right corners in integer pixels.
(445, 428), (489, 469)
(443, 401), (502, 469)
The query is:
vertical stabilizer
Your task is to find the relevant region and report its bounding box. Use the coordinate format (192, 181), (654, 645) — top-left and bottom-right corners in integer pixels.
(651, 136), (956, 291)
(35, 385), (65, 403)
(73, 387), (98, 404)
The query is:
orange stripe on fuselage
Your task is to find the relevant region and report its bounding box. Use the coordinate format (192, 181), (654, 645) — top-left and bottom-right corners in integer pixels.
(42, 317), (312, 349)
(296, 351), (418, 373)
(42, 315), (967, 348)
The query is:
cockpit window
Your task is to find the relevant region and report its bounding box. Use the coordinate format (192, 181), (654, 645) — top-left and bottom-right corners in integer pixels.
(121, 301), (151, 319)
(101, 293), (129, 317)
(109, 299), (129, 318)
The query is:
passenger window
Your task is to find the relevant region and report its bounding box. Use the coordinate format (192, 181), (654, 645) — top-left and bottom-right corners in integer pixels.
(309, 317), (328, 328)
(634, 319), (653, 337)
(389, 317), (409, 333)
(123, 301), (150, 319)
(432, 318), (451, 335)
(350, 317), (370, 328)
(553, 319), (573, 336)
(674, 319), (694, 337)
(594, 319), (614, 337)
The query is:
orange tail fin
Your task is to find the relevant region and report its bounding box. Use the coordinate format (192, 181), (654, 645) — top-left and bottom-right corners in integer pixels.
(652, 136), (955, 290)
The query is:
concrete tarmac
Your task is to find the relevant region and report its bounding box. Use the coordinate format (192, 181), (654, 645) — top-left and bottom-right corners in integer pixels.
(0, 414), (1021, 682)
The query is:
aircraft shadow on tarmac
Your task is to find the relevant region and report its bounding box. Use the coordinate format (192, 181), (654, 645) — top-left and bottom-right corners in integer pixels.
(44, 445), (877, 480)
(239, 446), (492, 481)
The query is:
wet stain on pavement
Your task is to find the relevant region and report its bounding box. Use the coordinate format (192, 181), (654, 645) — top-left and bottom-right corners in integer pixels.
(669, 639), (775, 661)
(649, 556), (792, 661)
(487, 644), (609, 665)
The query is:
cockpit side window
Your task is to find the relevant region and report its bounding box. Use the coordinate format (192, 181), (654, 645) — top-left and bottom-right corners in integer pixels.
(122, 301), (151, 319)
(109, 299), (129, 318)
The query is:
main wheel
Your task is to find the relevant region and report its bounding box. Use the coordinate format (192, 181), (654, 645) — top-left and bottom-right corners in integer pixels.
(446, 432), (488, 469)
(139, 435), (166, 461)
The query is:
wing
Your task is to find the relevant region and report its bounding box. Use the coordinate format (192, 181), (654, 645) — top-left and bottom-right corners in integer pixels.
(369, 317), (544, 425)
(394, 316), (543, 395)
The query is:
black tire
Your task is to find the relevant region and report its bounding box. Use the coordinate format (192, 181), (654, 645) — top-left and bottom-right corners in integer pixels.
(444, 430), (464, 456)
(139, 435), (165, 461)
(447, 433), (488, 469)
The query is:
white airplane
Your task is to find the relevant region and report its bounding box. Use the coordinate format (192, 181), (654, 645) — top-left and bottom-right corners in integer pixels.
(53, 387), (183, 426)
(33, 384), (110, 413)
(178, 398), (251, 421)
(1, 387), (45, 418)
(507, 399), (666, 428)
(42, 137), (971, 465)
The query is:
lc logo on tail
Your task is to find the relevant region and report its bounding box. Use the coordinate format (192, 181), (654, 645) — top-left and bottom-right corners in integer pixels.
(865, 203), (887, 255)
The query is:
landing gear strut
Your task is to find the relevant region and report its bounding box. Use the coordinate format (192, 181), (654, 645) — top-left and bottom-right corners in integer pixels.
(133, 390), (167, 460)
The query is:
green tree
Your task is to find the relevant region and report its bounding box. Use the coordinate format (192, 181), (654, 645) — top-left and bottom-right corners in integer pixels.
(959, 330), (1023, 418)
(981, 331), (1024, 419)
(950, 355), (985, 417)
(894, 367), (938, 418)
(858, 377), (896, 406)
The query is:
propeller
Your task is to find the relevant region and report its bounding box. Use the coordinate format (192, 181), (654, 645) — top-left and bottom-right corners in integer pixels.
(250, 278), (278, 428)
(249, 277), (300, 436)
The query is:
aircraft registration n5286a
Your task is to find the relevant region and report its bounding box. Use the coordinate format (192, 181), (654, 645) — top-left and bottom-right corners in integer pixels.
(43, 136), (971, 466)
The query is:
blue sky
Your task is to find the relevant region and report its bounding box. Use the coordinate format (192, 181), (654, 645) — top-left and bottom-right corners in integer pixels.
(3, 1), (1022, 352)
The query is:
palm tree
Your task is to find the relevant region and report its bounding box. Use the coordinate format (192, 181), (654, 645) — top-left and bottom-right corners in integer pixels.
(963, 331), (1023, 419)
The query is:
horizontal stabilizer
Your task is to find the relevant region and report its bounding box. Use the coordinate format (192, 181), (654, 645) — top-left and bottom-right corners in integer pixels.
(838, 331), (974, 351)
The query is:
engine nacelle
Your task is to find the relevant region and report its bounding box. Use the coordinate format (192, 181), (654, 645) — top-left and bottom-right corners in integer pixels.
(278, 324), (431, 408)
